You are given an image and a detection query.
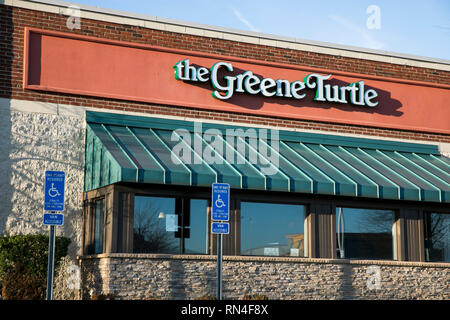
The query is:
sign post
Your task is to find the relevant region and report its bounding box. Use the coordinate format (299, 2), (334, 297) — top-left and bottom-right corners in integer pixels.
(43, 171), (65, 300)
(211, 183), (230, 300)
(46, 223), (56, 300)
(217, 233), (223, 300)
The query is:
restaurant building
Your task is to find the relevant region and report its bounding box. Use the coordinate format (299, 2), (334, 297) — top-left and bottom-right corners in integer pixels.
(0, 0), (449, 299)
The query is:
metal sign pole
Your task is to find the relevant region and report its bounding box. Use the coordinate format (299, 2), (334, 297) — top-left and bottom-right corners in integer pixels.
(46, 224), (56, 300)
(217, 233), (223, 300)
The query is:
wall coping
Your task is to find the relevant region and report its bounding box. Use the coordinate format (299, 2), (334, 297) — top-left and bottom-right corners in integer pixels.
(78, 253), (450, 268)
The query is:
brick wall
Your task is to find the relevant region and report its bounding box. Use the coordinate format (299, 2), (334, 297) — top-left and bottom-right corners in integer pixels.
(78, 254), (450, 300)
(0, 4), (449, 143)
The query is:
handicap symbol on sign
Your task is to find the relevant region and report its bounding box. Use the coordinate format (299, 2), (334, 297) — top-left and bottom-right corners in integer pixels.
(215, 195), (226, 208)
(48, 183), (61, 198)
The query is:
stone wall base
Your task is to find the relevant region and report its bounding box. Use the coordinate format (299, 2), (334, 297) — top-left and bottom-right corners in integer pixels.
(78, 254), (449, 300)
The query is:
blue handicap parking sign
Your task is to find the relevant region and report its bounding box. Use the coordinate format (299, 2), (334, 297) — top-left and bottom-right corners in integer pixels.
(44, 171), (65, 211)
(212, 183), (230, 221)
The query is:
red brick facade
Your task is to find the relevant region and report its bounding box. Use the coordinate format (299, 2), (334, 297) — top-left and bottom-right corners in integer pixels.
(1, 5), (449, 142)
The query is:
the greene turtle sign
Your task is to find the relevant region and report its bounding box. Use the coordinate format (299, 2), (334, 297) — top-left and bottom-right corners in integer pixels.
(173, 59), (378, 107)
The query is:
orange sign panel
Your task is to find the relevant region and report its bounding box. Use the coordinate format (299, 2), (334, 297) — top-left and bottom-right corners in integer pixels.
(24, 28), (450, 134)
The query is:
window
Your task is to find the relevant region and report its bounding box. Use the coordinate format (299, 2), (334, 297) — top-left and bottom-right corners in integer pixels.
(84, 184), (450, 260)
(93, 199), (104, 254)
(184, 199), (209, 254)
(240, 202), (306, 257)
(133, 196), (179, 254)
(133, 196), (209, 254)
(424, 213), (450, 262)
(336, 207), (396, 260)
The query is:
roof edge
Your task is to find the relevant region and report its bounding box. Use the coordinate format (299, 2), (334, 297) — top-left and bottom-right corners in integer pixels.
(3, 0), (450, 71)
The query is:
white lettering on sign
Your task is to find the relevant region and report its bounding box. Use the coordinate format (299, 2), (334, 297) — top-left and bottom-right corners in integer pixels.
(173, 59), (378, 107)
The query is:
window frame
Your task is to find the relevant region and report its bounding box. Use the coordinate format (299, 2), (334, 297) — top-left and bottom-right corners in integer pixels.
(423, 211), (450, 263)
(131, 193), (211, 254)
(334, 206), (398, 260)
(239, 200), (308, 257)
(93, 198), (105, 254)
(132, 194), (179, 254)
(82, 182), (450, 263)
(82, 194), (106, 255)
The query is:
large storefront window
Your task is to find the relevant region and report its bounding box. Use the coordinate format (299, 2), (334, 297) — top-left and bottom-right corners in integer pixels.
(133, 196), (209, 254)
(83, 184), (449, 261)
(424, 213), (450, 262)
(133, 196), (179, 254)
(240, 202), (306, 257)
(336, 207), (396, 260)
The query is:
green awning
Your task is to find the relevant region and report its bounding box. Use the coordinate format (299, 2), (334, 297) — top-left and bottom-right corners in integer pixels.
(85, 111), (450, 203)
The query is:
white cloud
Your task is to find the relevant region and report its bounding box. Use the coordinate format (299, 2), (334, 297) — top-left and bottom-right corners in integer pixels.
(328, 14), (385, 50)
(231, 7), (261, 33)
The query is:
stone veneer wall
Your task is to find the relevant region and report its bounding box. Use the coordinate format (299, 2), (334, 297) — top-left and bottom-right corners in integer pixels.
(0, 98), (86, 257)
(79, 254), (449, 300)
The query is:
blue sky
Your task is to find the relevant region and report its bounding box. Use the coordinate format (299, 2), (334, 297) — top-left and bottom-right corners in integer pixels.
(69, 0), (450, 60)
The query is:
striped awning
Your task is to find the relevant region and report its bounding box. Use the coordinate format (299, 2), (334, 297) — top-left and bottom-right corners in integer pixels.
(85, 111), (450, 203)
